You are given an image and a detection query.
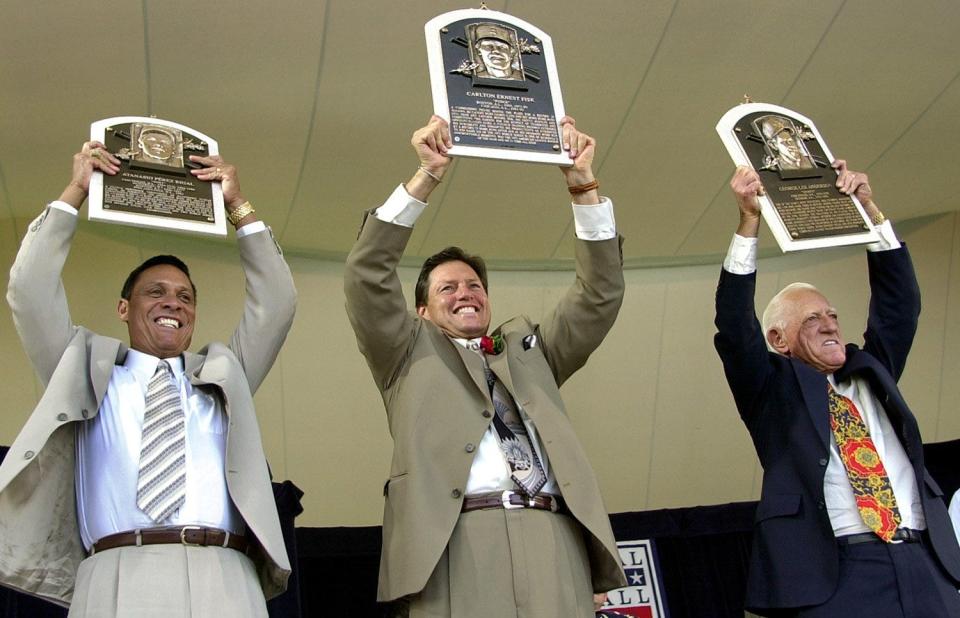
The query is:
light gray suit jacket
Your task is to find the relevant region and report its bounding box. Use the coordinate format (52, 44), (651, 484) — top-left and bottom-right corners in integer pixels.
(344, 213), (628, 602)
(0, 206), (296, 605)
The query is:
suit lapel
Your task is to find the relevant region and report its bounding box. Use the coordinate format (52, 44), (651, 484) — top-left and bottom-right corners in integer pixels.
(450, 339), (493, 403)
(488, 348), (523, 405)
(421, 323), (491, 405)
(90, 337), (125, 406)
(841, 348), (922, 462)
(795, 359), (831, 451)
(184, 351), (207, 384)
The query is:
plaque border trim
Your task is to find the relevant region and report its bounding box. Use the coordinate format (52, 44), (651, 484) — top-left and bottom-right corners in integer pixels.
(716, 103), (880, 252)
(88, 116), (227, 237)
(425, 9), (571, 166)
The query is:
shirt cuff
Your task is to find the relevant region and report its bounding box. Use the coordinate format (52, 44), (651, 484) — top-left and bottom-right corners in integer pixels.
(235, 220), (267, 238)
(723, 234), (758, 274)
(374, 184), (428, 228)
(865, 220), (901, 252)
(572, 197), (616, 241)
(49, 201), (78, 216)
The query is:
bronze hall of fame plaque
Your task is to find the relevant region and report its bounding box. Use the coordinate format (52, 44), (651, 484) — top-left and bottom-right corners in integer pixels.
(716, 102), (879, 252)
(426, 8), (571, 166)
(88, 116), (227, 236)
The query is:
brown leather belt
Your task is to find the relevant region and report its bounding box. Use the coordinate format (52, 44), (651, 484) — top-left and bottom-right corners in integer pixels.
(461, 490), (567, 514)
(91, 526), (248, 555)
(837, 528), (923, 546)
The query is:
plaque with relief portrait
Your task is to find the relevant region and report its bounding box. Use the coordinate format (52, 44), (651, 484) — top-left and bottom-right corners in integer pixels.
(716, 102), (880, 252)
(425, 9), (571, 166)
(87, 116), (227, 236)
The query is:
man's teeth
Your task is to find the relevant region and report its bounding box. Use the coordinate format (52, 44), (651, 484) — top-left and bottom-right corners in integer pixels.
(456, 307), (477, 314)
(156, 317), (180, 329)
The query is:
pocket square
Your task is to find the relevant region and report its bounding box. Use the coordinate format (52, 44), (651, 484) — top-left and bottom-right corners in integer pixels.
(522, 334), (538, 350)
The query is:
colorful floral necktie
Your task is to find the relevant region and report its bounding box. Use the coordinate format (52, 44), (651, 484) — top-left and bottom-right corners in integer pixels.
(827, 383), (901, 541)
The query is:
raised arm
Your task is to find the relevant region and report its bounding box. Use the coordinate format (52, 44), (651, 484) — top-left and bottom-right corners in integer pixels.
(189, 155), (297, 393)
(713, 166), (775, 424)
(343, 117), (452, 390)
(7, 141), (121, 384)
(831, 160), (921, 379)
(538, 118), (625, 385)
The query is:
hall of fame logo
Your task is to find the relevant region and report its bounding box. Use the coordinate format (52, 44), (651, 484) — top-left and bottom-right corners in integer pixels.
(596, 539), (669, 618)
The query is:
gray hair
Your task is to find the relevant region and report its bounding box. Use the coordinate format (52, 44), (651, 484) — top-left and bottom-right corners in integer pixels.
(761, 282), (820, 353)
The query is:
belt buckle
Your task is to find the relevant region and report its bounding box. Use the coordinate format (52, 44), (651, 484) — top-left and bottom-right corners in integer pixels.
(501, 490), (524, 510)
(179, 526), (204, 546)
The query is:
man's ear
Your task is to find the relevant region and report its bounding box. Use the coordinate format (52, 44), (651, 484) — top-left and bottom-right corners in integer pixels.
(117, 298), (129, 322)
(416, 306), (429, 320)
(767, 328), (789, 355)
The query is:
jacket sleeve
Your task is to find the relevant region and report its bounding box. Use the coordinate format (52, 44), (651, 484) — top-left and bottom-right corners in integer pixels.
(228, 227), (297, 394)
(6, 207), (80, 386)
(714, 268), (776, 428)
(537, 235), (625, 387)
(343, 212), (419, 393)
(861, 246), (920, 381)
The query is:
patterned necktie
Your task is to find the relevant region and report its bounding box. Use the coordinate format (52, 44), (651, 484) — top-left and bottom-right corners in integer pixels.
(136, 361), (187, 522)
(827, 383), (901, 541)
(483, 363), (547, 497)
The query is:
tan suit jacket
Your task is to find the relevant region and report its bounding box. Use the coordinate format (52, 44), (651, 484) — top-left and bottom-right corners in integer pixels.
(344, 213), (628, 602)
(0, 206), (296, 606)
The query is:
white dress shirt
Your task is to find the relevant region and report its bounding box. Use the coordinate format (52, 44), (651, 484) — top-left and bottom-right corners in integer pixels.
(375, 184), (616, 495)
(76, 351), (243, 549)
(722, 221), (924, 536)
(49, 201), (261, 548)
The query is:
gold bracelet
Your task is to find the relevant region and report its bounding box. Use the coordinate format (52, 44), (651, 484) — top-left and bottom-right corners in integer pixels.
(871, 211), (886, 225)
(568, 179), (599, 195)
(227, 201), (256, 226)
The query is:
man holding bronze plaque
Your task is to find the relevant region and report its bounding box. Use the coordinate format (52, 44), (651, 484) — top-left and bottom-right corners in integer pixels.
(714, 163), (960, 616)
(344, 115), (627, 616)
(0, 141), (295, 617)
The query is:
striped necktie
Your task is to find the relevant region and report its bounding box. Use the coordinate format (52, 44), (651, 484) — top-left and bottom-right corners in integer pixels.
(136, 361), (187, 522)
(827, 383), (901, 541)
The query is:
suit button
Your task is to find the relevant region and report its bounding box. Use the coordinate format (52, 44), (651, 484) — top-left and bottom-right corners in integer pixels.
(817, 500), (825, 510)
(23, 451), (34, 460)
(819, 458), (828, 466)
(465, 443), (475, 453)
(482, 410), (492, 418)
(81, 409), (90, 419)
(451, 489), (462, 499)
(57, 413), (68, 422)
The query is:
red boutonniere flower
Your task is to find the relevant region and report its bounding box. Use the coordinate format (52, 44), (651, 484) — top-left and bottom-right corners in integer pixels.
(480, 334), (504, 355)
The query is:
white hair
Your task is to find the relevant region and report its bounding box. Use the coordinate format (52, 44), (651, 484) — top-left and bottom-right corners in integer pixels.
(761, 282), (821, 353)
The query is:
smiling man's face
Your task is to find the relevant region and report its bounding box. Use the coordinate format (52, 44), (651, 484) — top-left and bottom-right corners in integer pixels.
(118, 264), (196, 358)
(417, 260), (491, 339)
(769, 288), (846, 373)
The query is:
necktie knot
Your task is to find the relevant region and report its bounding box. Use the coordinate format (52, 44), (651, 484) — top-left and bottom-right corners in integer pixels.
(154, 360), (172, 379)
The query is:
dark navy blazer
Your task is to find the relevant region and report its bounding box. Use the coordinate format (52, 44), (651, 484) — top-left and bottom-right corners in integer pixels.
(714, 246), (960, 613)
